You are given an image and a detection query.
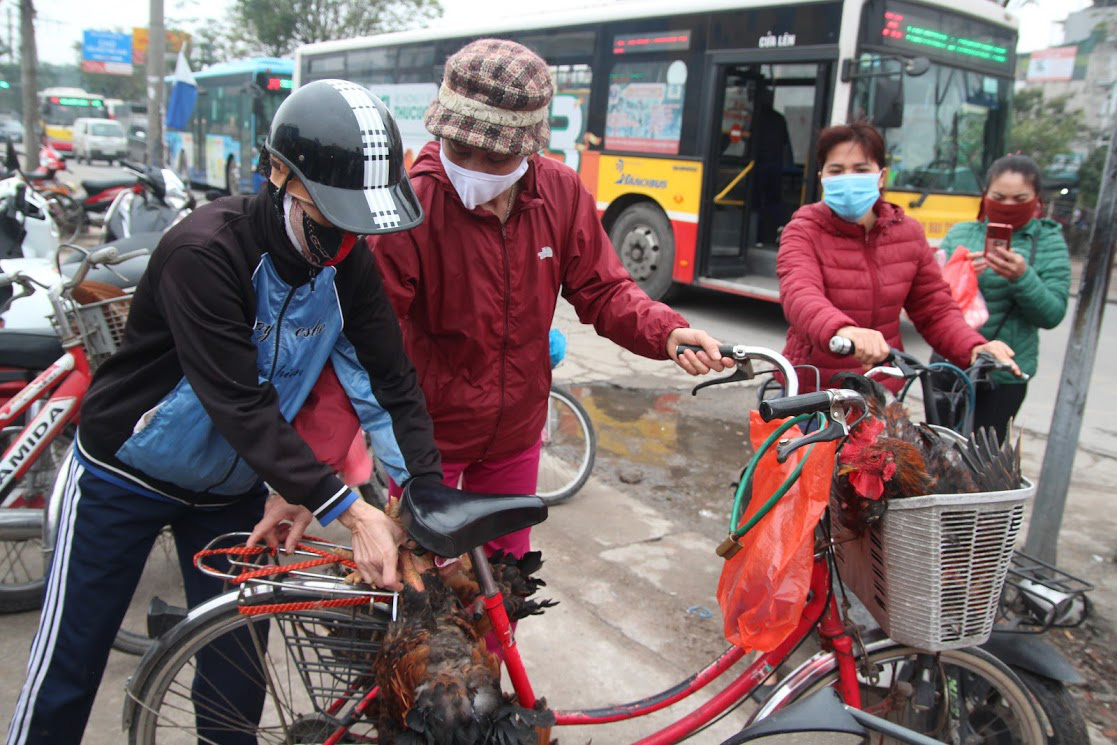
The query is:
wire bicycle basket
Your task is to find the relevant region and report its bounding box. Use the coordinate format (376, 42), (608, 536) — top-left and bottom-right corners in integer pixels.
(833, 479), (1035, 652)
(50, 292), (133, 371)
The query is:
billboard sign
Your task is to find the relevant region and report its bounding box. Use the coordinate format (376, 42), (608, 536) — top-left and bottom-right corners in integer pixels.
(81, 30), (133, 76)
(1027, 47), (1077, 82)
(132, 28), (191, 65)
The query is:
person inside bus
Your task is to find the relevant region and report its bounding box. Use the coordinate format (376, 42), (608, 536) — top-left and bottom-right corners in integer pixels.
(362, 38), (734, 560)
(941, 154), (1070, 440)
(6, 81), (442, 745)
(751, 87), (793, 245)
(776, 120), (1020, 395)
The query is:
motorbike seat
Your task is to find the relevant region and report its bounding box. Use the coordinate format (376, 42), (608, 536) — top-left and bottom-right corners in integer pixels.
(398, 479), (547, 558)
(0, 329), (64, 370)
(81, 177), (138, 195)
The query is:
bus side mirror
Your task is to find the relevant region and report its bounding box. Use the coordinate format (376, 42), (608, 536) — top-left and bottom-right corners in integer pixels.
(4, 140), (17, 171)
(872, 78), (904, 129)
(905, 56), (931, 77)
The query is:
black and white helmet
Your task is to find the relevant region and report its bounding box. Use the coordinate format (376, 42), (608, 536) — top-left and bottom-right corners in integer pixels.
(266, 79), (422, 234)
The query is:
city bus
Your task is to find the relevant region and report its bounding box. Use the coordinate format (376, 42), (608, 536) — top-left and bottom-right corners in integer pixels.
(295, 0), (1017, 302)
(165, 57), (294, 194)
(38, 88), (108, 155)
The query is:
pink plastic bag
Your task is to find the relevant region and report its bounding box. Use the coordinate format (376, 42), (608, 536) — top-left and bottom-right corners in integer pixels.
(941, 246), (989, 329)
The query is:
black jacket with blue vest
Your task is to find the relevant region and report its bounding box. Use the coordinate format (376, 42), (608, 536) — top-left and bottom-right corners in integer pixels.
(77, 189), (442, 523)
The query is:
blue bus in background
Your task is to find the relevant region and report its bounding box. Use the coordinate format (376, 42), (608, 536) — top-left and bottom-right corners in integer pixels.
(165, 57), (293, 194)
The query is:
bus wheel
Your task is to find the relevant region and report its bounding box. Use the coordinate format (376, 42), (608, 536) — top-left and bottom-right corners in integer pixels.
(225, 157), (240, 196)
(609, 203), (677, 301)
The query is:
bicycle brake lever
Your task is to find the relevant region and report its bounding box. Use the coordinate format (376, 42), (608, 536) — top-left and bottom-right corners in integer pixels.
(775, 419), (847, 463)
(690, 360), (756, 395)
(774, 401), (853, 463)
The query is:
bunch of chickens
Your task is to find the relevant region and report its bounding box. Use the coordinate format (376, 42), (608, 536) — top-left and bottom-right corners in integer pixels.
(368, 542), (557, 745)
(830, 372), (1022, 532)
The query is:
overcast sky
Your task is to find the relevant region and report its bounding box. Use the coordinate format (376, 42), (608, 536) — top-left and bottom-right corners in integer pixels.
(29, 0), (1092, 66)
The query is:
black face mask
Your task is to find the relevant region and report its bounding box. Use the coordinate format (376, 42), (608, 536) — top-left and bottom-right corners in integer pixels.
(268, 175), (352, 268)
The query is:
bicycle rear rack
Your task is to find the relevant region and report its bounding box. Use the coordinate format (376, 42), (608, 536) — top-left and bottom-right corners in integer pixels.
(997, 550), (1093, 633)
(196, 531), (400, 621)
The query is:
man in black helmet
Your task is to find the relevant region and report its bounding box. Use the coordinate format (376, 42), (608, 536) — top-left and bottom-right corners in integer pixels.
(7, 80), (441, 745)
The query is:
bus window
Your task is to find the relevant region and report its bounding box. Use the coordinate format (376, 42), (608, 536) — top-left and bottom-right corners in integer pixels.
(308, 54), (345, 76)
(855, 59), (1009, 196)
(548, 64), (593, 170)
(606, 60), (687, 155)
(398, 45), (435, 68)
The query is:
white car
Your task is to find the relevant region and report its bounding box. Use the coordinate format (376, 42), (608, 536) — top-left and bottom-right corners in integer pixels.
(72, 118), (127, 165)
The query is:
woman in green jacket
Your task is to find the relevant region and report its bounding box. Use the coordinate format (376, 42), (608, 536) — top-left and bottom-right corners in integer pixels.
(942, 154), (1071, 440)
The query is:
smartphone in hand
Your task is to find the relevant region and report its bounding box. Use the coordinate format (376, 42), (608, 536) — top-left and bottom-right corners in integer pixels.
(984, 222), (1013, 258)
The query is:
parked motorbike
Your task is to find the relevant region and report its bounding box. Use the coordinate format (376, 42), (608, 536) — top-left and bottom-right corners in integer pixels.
(101, 160), (193, 243)
(0, 143), (60, 265)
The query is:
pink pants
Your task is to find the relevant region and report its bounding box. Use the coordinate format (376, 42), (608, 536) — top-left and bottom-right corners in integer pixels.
(389, 440), (542, 559)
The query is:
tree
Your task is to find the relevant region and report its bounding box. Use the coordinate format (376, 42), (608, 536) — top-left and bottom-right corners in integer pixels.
(1077, 145), (1107, 209)
(230, 0), (443, 56)
(1008, 88), (1091, 171)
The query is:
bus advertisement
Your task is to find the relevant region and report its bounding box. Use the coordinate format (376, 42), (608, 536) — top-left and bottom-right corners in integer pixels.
(164, 57), (294, 194)
(295, 0), (1018, 302)
(38, 88), (108, 154)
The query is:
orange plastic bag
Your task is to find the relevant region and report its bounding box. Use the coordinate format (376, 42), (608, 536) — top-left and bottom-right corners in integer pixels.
(716, 411), (836, 651)
(941, 246), (989, 329)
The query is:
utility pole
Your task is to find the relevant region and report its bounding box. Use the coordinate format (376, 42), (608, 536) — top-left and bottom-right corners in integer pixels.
(7, 8), (13, 65)
(145, 0), (164, 166)
(1025, 113), (1117, 564)
(19, 0), (37, 171)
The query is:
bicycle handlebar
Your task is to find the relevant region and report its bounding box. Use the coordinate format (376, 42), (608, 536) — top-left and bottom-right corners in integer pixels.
(677, 343), (800, 396)
(759, 391), (832, 421)
(677, 343), (737, 358)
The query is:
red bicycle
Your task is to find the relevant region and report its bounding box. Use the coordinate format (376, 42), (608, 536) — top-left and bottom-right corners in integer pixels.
(0, 245), (141, 611)
(123, 345), (1049, 744)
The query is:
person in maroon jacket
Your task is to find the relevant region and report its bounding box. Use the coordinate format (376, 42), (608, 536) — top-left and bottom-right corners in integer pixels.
(776, 121), (1019, 394)
(369, 38), (731, 558)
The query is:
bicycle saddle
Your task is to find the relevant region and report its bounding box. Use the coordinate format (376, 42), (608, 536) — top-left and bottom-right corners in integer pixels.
(0, 329), (64, 370)
(398, 479), (548, 558)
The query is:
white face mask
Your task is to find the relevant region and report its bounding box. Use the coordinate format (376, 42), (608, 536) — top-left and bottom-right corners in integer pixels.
(440, 145), (528, 210)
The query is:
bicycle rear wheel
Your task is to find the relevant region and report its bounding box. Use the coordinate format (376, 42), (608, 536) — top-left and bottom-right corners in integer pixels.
(536, 386), (596, 505)
(128, 589), (391, 744)
(765, 644), (1047, 744)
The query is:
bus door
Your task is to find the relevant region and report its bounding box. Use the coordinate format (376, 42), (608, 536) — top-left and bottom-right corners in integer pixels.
(700, 60), (830, 298)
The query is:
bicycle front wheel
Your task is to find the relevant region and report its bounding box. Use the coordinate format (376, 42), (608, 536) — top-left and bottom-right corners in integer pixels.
(768, 644), (1048, 744)
(537, 386), (596, 504)
(128, 589), (391, 744)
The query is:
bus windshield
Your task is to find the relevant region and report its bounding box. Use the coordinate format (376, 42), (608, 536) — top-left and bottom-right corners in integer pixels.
(858, 60), (1010, 195)
(44, 100), (107, 126)
(252, 90), (287, 141)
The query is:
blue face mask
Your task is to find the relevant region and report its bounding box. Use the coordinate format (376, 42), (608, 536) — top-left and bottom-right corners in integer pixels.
(821, 172), (882, 222)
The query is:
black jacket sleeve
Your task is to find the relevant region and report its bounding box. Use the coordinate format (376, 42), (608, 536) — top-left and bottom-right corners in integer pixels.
(154, 244), (351, 517)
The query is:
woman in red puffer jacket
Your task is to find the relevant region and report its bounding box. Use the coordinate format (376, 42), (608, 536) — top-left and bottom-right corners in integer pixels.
(777, 121), (1020, 394)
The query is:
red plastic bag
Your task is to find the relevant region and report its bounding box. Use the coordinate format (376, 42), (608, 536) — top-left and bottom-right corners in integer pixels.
(716, 411), (836, 651)
(941, 246), (989, 330)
